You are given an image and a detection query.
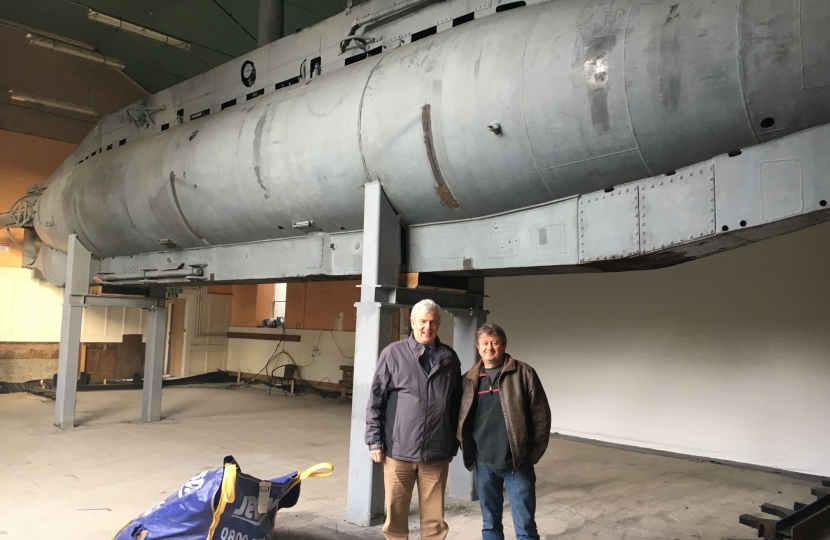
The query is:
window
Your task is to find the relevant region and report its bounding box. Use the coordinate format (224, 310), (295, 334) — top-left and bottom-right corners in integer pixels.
(273, 283), (287, 320)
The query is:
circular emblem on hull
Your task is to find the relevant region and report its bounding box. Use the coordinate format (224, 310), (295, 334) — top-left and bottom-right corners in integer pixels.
(241, 60), (257, 87)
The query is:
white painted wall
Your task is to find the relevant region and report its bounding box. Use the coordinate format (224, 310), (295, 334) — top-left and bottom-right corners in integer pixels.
(179, 288), (232, 375)
(0, 273), (231, 376)
(0, 267), (147, 342)
(81, 304), (147, 342)
(485, 222), (830, 477)
(0, 267), (62, 342)
(227, 310), (456, 385)
(228, 327), (356, 384)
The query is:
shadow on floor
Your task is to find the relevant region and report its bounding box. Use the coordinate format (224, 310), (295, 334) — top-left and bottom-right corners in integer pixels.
(74, 405), (125, 426)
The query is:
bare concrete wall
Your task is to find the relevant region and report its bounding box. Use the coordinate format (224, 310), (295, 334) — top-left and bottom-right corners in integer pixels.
(485, 222), (830, 477)
(0, 342), (58, 382)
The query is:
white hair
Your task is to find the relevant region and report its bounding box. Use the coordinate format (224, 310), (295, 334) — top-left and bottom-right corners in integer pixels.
(410, 299), (441, 321)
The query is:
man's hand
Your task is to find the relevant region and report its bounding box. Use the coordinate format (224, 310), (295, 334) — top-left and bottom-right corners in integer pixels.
(370, 449), (385, 463)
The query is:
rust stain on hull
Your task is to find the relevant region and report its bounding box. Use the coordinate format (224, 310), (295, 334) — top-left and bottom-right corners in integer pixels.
(421, 103), (460, 209)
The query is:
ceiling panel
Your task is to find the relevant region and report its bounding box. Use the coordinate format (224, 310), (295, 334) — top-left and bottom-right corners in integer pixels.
(0, 0), (354, 92)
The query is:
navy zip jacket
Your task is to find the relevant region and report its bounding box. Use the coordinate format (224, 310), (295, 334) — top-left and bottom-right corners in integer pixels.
(365, 334), (462, 463)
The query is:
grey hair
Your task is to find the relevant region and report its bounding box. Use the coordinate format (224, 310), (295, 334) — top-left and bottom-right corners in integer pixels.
(476, 323), (507, 346)
(410, 299), (441, 321)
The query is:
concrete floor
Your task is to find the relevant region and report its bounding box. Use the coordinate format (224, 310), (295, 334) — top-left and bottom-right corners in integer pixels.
(1, 386), (826, 540)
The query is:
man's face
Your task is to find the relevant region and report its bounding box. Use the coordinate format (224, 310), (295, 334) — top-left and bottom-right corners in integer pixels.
(476, 333), (505, 365)
(411, 310), (440, 345)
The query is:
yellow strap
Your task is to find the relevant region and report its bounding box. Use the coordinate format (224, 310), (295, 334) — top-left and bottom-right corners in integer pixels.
(206, 463), (238, 540)
(299, 463), (334, 481)
(111, 520), (133, 540)
(281, 462), (334, 507)
(271, 463), (333, 527)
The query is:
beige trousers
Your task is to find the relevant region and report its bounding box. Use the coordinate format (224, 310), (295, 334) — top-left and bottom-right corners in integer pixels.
(382, 457), (450, 540)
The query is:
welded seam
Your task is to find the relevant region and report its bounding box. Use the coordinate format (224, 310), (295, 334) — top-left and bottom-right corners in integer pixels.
(797, 0), (806, 91)
(621, 3), (653, 176)
(71, 194), (103, 254)
(169, 171), (209, 245)
(541, 148), (640, 171)
(519, 11), (556, 198)
(357, 55), (391, 183)
(421, 103), (460, 209)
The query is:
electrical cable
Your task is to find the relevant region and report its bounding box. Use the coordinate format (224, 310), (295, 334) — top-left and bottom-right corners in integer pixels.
(329, 331), (354, 359)
(3, 229), (22, 250)
(210, 0), (257, 43)
(286, 0), (329, 20)
(238, 328), (344, 399)
(238, 334), (285, 386)
(238, 329), (307, 395)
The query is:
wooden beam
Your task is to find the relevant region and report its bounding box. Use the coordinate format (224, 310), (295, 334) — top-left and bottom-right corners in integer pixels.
(79, 343), (87, 374)
(398, 273), (470, 292)
(227, 332), (301, 342)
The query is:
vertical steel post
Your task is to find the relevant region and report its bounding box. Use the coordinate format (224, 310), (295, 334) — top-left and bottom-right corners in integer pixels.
(346, 182), (401, 526)
(448, 306), (487, 501)
(257, 0), (284, 47)
(141, 291), (168, 422)
(22, 229), (36, 267)
(54, 234), (91, 430)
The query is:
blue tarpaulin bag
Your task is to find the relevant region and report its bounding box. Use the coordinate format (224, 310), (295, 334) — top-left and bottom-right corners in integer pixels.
(113, 456), (333, 540)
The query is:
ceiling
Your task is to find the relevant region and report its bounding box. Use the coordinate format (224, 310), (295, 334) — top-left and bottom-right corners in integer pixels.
(0, 0), (354, 93)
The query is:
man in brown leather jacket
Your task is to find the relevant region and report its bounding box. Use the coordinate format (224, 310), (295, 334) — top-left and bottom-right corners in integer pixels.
(457, 323), (551, 540)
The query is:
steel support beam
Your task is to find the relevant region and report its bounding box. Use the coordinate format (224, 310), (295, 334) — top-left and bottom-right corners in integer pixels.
(141, 288), (168, 422)
(346, 182), (401, 526)
(80, 295), (164, 309)
(93, 230), (363, 286)
(447, 303), (487, 501)
(54, 235), (91, 429)
(741, 490), (830, 540)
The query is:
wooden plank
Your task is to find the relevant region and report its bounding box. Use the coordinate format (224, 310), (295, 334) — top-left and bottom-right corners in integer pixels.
(117, 350), (143, 380)
(121, 334), (144, 350)
(227, 332), (301, 342)
(398, 273), (470, 292)
(79, 344), (87, 374)
(86, 350), (117, 382)
(168, 299), (186, 377)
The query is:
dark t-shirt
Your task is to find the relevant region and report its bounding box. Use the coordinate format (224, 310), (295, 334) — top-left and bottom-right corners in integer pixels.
(472, 364), (512, 470)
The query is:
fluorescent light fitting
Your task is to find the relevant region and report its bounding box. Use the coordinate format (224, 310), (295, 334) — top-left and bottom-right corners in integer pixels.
(87, 10), (191, 50)
(0, 17), (95, 50)
(8, 90), (99, 116)
(26, 33), (125, 69)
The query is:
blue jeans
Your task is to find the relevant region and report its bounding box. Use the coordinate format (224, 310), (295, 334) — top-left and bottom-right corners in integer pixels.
(473, 459), (539, 540)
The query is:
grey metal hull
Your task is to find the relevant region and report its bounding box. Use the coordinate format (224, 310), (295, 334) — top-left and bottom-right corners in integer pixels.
(33, 0), (830, 258)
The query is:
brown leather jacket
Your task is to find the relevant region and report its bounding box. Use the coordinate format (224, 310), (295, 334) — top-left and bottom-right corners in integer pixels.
(457, 354), (551, 471)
